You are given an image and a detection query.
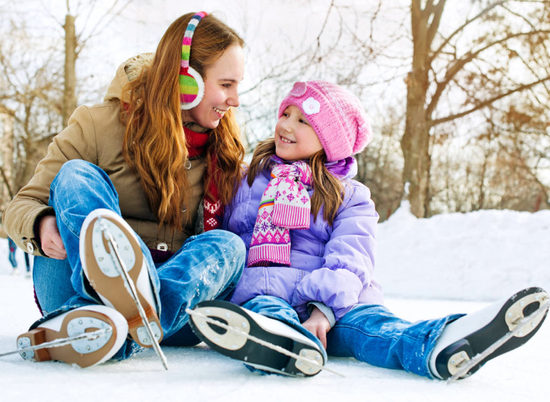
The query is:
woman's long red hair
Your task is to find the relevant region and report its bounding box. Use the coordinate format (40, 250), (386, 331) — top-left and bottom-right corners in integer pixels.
(122, 13), (245, 230)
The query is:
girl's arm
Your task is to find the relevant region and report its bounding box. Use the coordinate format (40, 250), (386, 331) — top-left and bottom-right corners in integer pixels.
(303, 305), (331, 348)
(292, 182), (378, 322)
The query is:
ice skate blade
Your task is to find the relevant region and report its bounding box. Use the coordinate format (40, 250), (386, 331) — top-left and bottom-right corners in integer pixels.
(189, 301), (325, 377)
(439, 287), (549, 380)
(80, 209), (163, 348)
(192, 306), (250, 350)
(16, 309), (120, 368)
(505, 292), (548, 336)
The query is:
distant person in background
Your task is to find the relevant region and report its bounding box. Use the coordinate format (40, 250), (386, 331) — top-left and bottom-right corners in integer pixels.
(7, 237), (31, 277)
(8, 237), (17, 271)
(23, 251), (31, 276)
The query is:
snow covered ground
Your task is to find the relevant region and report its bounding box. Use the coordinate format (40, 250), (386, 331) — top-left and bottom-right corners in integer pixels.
(0, 205), (549, 401)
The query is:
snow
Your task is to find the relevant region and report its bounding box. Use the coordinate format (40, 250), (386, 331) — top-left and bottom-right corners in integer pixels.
(1, 206), (549, 401)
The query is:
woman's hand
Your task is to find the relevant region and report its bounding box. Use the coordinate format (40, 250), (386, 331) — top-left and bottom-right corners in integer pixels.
(303, 305), (331, 349)
(38, 215), (67, 260)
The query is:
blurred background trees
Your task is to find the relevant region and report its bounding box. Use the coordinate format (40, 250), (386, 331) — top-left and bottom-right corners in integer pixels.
(402, 0), (550, 217)
(0, 0), (128, 217)
(1, 0), (549, 222)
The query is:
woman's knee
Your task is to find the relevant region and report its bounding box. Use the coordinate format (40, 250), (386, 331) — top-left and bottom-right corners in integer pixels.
(50, 160), (118, 208)
(203, 229), (246, 263)
(56, 159), (95, 179)
(53, 160), (104, 191)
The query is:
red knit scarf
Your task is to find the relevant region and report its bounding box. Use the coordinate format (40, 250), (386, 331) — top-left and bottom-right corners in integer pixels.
(184, 126), (223, 232)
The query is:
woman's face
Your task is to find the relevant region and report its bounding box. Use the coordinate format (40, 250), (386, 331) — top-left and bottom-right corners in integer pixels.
(184, 44), (245, 129)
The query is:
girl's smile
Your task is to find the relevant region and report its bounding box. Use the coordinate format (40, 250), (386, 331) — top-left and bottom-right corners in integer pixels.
(278, 134), (295, 144)
(275, 105), (323, 161)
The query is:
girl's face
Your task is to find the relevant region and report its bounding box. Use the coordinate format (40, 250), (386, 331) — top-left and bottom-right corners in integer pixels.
(184, 44), (245, 129)
(274, 105), (323, 161)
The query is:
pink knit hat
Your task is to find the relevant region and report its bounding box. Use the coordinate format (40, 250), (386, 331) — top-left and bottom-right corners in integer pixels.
(278, 81), (372, 162)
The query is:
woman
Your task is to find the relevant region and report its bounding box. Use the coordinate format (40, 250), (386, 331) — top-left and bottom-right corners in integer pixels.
(3, 12), (247, 368)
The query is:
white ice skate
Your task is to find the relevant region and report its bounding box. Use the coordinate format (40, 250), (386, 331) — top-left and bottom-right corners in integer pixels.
(430, 287), (548, 380)
(80, 208), (167, 369)
(188, 300), (326, 377)
(15, 305), (127, 368)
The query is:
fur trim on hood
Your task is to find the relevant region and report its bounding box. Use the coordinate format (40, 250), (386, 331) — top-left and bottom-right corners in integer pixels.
(104, 53), (154, 103)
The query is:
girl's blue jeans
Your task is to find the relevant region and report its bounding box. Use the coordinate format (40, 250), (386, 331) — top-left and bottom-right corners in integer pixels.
(243, 295), (463, 379)
(31, 160), (246, 359)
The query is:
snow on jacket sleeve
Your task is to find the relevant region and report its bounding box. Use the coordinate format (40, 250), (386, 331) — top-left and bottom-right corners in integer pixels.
(292, 182), (378, 321)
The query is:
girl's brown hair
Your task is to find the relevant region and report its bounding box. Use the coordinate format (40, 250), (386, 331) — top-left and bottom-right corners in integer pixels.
(247, 139), (344, 225)
(122, 13), (245, 230)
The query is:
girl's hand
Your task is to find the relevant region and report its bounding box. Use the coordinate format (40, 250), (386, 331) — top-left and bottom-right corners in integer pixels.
(38, 215), (67, 260)
(303, 305), (331, 349)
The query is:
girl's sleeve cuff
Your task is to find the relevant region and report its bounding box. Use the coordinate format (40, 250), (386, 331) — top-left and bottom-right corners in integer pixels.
(307, 302), (336, 327)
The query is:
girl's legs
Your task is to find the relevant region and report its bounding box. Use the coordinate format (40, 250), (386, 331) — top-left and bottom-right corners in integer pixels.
(328, 289), (548, 380)
(242, 295), (324, 350)
(326, 304), (461, 379)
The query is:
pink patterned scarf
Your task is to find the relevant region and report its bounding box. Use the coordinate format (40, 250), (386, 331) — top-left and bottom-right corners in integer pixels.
(248, 160), (312, 267)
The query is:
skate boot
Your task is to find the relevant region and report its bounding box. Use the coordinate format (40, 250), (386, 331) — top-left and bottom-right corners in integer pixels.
(430, 287), (549, 380)
(17, 305), (127, 368)
(189, 300), (325, 377)
(80, 208), (163, 348)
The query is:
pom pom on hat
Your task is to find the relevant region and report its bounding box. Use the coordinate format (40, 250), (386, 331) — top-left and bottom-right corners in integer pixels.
(278, 81), (372, 162)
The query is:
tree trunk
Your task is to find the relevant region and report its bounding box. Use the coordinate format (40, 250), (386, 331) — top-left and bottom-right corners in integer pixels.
(401, 74), (431, 218)
(1, 113), (15, 216)
(1, 113), (15, 202)
(63, 13), (77, 127)
(400, 1), (436, 218)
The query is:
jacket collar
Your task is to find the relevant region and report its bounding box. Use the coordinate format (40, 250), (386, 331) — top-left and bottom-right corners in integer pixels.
(269, 155), (357, 179)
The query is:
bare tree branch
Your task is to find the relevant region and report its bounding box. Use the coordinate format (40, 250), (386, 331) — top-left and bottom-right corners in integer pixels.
(429, 1), (507, 63)
(430, 75), (550, 126)
(426, 29), (550, 117)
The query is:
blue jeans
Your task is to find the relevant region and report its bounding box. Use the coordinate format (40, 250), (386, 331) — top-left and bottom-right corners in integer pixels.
(243, 295), (462, 379)
(31, 160), (246, 359)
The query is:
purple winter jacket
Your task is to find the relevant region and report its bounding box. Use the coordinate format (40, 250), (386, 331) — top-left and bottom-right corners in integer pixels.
(223, 157), (383, 323)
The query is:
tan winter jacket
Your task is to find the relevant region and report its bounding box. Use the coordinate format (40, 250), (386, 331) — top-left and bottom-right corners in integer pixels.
(3, 54), (206, 256)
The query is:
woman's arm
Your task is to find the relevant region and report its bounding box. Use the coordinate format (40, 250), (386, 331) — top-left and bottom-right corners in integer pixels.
(3, 106), (97, 256)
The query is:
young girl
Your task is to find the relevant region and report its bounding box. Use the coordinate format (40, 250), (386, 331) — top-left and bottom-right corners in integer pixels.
(189, 80), (548, 379)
